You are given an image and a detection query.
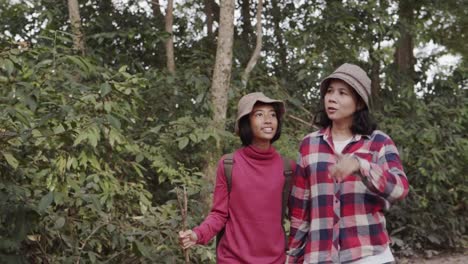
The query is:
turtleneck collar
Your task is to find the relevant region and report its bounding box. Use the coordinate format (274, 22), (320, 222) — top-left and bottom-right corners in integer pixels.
(242, 144), (277, 161)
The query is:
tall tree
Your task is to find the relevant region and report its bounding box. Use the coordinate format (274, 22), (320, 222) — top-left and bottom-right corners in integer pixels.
(150, 0), (168, 68)
(203, 0), (221, 46)
(67, 0), (85, 55)
(394, 0), (418, 87)
(211, 0), (235, 130)
(240, 0), (253, 43)
(165, 0), (176, 73)
(205, 0), (235, 183)
(204, 0), (214, 38)
(270, 0), (288, 77)
(151, 0), (165, 24)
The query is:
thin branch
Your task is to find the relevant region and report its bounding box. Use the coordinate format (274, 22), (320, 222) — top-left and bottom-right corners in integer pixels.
(286, 114), (312, 127)
(35, 239), (50, 264)
(76, 223), (106, 264)
(241, 0), (263, 87)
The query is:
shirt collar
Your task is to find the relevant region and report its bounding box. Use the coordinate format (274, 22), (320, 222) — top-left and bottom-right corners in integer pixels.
(315, 126), (372, 141)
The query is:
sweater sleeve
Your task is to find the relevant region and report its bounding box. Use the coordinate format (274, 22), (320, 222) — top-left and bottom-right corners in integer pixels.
(287, 152), (310, 262)
(193, 157), (229, 245)
(354, 134), (409, 203)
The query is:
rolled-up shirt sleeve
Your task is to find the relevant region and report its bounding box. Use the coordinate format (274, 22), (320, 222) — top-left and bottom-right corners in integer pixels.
(354, 136), (409, 203)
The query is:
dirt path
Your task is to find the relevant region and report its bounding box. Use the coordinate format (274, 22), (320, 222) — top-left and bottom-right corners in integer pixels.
(397, 252), (468, 264)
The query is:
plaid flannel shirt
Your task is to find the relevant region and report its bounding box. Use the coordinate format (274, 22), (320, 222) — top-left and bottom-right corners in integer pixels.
(287, 127), (409, 263)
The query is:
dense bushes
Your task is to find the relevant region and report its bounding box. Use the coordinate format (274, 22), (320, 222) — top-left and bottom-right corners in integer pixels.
(0, 43), (218, 263)
(378, 69), (468, 254)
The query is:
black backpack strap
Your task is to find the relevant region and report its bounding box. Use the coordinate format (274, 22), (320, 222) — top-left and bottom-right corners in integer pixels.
(216, 153), (234, 252)
(281, 156), (293, 250)
(223, 153), (234, 193)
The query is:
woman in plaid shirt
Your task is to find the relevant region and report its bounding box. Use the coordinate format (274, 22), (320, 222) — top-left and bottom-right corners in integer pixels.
(287, 63), (409, 264)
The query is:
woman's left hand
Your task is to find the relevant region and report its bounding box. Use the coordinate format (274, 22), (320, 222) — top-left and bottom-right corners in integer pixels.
(330, 154), (360, 182)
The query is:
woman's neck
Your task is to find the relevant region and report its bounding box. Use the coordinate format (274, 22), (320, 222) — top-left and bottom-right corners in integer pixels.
(251, 140), (271, 150)
(331, 123), (353, 141)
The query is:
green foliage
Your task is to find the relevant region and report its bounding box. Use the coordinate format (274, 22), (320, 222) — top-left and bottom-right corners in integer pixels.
(0, 40), (218, 262)
(377, 68), (468, 254)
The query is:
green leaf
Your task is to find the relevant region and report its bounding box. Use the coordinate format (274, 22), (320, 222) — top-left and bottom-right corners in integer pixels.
(133, 241), (150, 257)
(189, 133), (197, 143)
(3, 152), (19, 169)
(106, 224), (116, 233)
(107, 114), (121, 129)
(35, 59), (53, 69)
(88, 128), (99, 148)
(73, 131), (88, 146)
(178, 137), (189, 150)
(65, 55), (89, 72)
(53, 124), (66, 134)
(3, 59), (14, 75)
(53, 217), (66, 229)
(88, 252), (97, 263)
(38, 192), (54, 212)
(136, 154), (144, 163)
(100, 83), (112, 97)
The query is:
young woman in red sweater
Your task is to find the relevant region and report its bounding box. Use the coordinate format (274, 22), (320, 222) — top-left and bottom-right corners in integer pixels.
(179, 92), (291, 263)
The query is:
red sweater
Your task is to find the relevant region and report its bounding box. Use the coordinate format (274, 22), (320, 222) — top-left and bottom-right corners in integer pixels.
(193, 145), (287, 263)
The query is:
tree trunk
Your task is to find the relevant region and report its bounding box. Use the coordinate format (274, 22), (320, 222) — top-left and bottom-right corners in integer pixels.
(370, 59), (381, 108)
(67, 0), (85, 55)
(204, 0), (235, 184)
(151, 0), (165, 24)
(242, 0), (263, 87)
(394, 0), (416, 87)
(204, 0), (214, 38)
(271, 0), (288, 77)
(240, 0), (253, 43)
(151, 0), (166, 69)
(165, 0), (176, 74)
(211, 0), (235, 131)
(369, 46), (381, 104)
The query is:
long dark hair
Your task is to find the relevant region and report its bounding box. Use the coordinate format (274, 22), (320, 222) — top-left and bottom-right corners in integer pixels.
(313, 85), (377, 135)
(238, 102), (283, 146)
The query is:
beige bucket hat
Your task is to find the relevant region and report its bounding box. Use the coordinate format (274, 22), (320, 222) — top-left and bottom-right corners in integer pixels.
(319, 63), (372, 109)
(234, 92), (285, 135)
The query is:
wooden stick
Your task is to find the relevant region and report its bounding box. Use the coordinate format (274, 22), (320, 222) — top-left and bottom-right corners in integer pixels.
(177, 187), (190, 263)
(183, 186), (189, 263)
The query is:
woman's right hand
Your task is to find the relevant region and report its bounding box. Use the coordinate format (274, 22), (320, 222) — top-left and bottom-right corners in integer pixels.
(178, 230), (198, 249)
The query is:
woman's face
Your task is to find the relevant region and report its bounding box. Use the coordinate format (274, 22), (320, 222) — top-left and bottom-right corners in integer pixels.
(324, 79), (359, 126)
(249, 103), (278, 147)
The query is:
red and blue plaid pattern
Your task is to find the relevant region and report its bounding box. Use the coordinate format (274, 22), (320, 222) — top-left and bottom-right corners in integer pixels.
(287, 127), (409, 263)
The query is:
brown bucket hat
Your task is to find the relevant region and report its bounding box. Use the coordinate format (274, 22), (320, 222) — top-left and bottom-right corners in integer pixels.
(319, 63), (372, 109)
(234, 92), (285, 135)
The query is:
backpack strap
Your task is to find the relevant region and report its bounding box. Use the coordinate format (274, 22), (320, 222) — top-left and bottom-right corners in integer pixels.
(281, 156), (294, 250)
(223, 153), (234, 193)
(216, 153), (234, 251)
